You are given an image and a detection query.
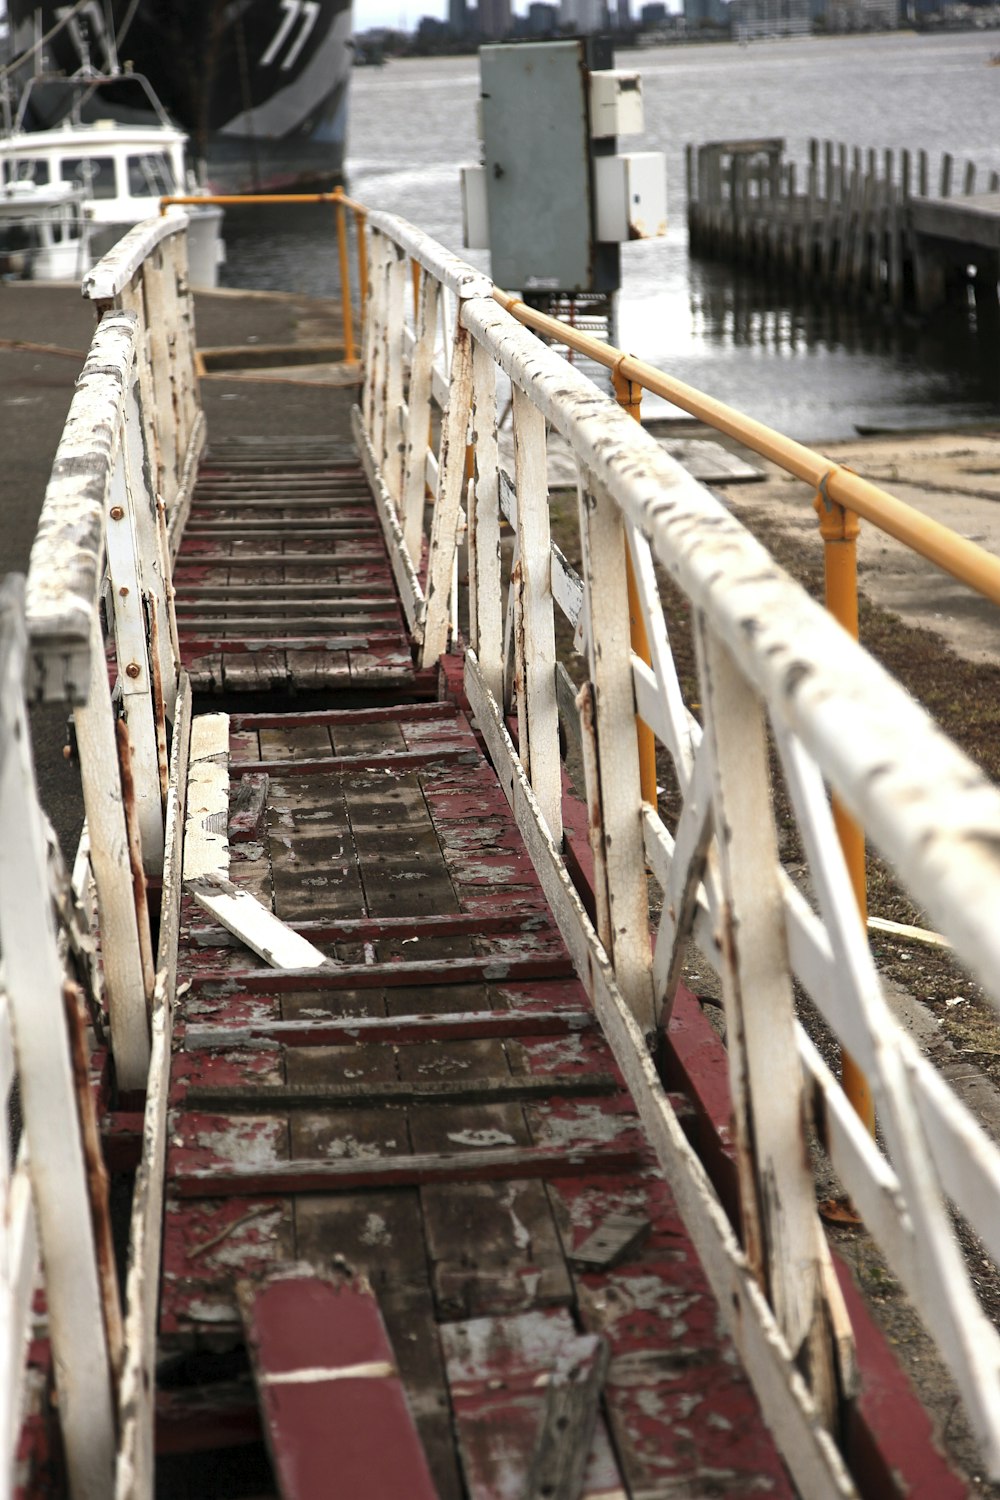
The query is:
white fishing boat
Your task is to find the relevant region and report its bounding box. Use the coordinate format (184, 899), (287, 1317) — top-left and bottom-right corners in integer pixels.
(0, 177), (90, 279)
(0, 71), (224, 286)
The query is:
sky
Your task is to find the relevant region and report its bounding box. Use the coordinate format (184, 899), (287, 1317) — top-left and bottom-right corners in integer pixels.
(356, 1), (459, 30)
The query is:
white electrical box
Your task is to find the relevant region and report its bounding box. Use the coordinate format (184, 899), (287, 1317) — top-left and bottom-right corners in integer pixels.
(594, 153), (667, 242)
(461, 164), (490, 250)
(589, 71), (644, 139)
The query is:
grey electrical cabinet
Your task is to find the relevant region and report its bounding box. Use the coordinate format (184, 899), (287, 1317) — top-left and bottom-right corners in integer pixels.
(481, 40), (609, 295)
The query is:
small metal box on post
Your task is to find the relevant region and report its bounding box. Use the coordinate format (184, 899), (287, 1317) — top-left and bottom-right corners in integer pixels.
(461, 39), (666, 336)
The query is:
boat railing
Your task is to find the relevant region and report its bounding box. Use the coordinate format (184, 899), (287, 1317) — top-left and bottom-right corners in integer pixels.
(356, 209), (1000, 1492)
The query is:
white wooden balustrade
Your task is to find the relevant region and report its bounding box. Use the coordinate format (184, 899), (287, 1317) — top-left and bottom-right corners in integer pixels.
(357, 213), (1000, 1494)
(24, 309), (182, 1091)
(22, 225), (197, 1498)
(83, 214), (204, 559)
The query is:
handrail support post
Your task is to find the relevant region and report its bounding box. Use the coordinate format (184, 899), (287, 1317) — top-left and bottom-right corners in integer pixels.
(814, 483), (876, 1136)
(613, 364), (657, 806)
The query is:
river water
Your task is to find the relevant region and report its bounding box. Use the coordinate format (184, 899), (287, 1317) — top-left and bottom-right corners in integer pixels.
(223, 32), (1000, 442)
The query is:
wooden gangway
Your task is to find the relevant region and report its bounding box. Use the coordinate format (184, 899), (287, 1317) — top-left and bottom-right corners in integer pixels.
(7, 207), (1000, 1499)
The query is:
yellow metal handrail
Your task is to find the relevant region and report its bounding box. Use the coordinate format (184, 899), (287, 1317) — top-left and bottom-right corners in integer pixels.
(492, 287), (1000, 608)
(160, 188), (367, 364)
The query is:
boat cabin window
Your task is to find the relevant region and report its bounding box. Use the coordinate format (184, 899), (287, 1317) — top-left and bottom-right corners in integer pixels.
(5, 159), (50, 186)
(60, 157), (117, 199)
(127, 153), (176, 198)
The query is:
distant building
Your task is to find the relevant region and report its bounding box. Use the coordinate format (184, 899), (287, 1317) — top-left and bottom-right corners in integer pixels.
(527, 1), (561, 28)
(640, 1), (668, 20)
(685, 0), (731, 24)
(731, 0), (810, 33)
(559, 0), (609, 29)
(479, 0), (513, 33)
(616, 0), (634, 25)
(825, 0), (899, 24)
(449, 0), (470, 31)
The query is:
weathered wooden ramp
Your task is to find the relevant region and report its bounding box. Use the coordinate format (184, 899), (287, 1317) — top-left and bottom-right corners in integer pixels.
(174, 438), (425, 698)
(157, 701), (794, 1497)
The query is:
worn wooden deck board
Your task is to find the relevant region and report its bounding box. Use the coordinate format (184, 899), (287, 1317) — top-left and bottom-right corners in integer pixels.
(159, 703), (796, 1499)
(174, 444), (421, 695)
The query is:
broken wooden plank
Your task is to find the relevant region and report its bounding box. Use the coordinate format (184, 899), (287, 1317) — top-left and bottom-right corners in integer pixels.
(526, 1335), (611, 1500)
(442, 1311), (627, 1500)
(567, 1214), (651, 1272)
(172, 1143), (642, 1199)
(238, 1267), (438, 1500)
(182, 1072), (620, 1111)
(186, 873), (330, 971)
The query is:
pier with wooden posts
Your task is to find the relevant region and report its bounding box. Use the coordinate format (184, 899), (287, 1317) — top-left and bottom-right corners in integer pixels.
(7, 198), (1000, 1498)
(688, 135), (1000, 320)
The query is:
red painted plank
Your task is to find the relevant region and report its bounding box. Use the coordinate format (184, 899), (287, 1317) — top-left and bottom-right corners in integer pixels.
(189, 955), (577, 994)
(230, 702), (459, 729)
(181, 1008), (596, 1051)
(237, 748), (478, 776)
(188, 909), (554, 949)
(171, 1143), (643, 1199)
(239, 1269), (437, 1500)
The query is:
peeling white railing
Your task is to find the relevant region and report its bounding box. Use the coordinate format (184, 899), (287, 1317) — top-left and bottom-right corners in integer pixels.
(83, 215), (204, 558)
(0, 578), (119, 1500)
(359, 214), (1000, 1493)
(25, 308), (182, 1090)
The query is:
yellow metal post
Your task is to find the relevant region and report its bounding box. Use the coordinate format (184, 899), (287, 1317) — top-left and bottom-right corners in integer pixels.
(612, 364), (658, 807)
(814, 485), (876, 1136)
(334, 193), (355, 364)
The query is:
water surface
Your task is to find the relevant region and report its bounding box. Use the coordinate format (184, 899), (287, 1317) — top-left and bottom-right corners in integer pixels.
(223, 34), (1000, 442)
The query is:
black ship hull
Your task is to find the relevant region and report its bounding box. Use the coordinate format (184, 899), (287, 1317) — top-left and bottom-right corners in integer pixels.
(9, 0), (353, 193)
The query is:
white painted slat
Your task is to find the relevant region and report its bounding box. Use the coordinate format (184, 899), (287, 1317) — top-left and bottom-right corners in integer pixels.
(698, 620), (842, 1427)
(511, 385), (561, 844)
(122, 376), (177, 722)
(469, 338), (503, 701)
(576, 473), (653, 1032)
(187, 874), (330, 969)
(75, 607), (151, 1089)
(401, 271), (441, 560)
(184, 713), (230, 883)
(105, 442), (164, 876)
(421, 316), (474, 666)
(625, 520), (697, 791)
(141, 247), (180, 501)
(650, 741), (717, 1019)
(382, 248), (408, 502)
